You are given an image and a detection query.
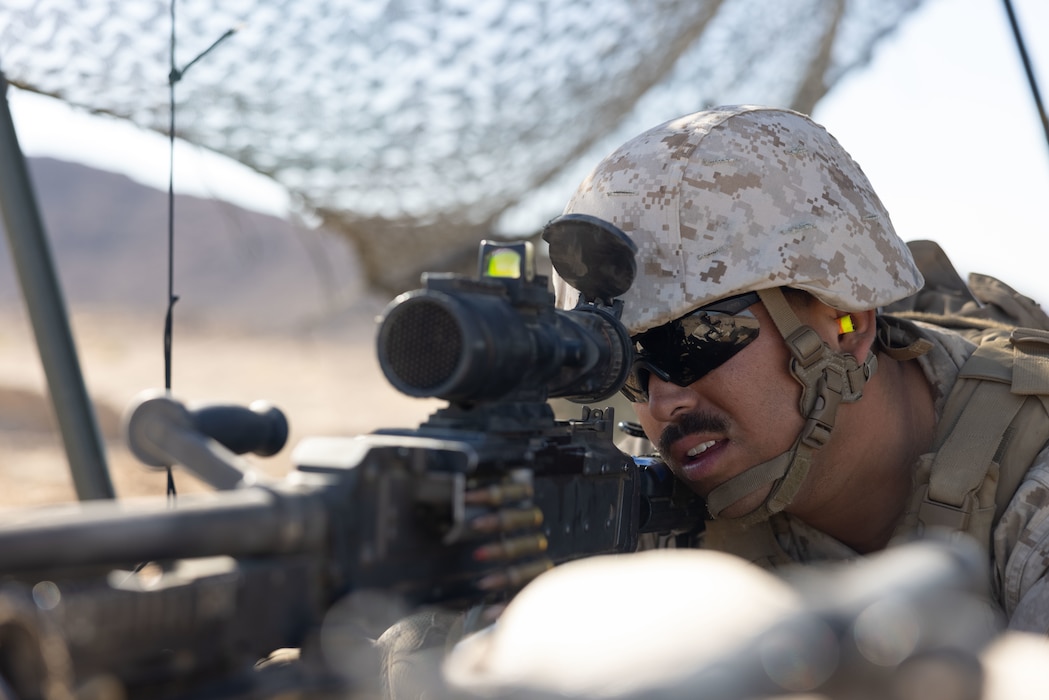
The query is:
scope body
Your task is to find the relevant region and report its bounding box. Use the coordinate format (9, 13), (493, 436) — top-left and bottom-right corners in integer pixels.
(377, 271), (631, 404)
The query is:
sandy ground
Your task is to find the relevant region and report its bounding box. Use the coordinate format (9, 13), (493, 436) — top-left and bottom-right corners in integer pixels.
(0, 305), (444, 509)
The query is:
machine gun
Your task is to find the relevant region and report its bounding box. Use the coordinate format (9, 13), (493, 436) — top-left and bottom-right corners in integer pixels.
(0, 215), (705, 700)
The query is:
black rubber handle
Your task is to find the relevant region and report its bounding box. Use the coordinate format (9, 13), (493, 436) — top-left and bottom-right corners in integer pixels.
(189, 401), (289, 456)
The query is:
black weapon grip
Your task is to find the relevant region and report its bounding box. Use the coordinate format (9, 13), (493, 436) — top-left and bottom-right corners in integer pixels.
(190, 401), (289, 456)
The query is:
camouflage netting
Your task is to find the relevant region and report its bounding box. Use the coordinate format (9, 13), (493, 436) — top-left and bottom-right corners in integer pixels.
(0, 0), (923, 293)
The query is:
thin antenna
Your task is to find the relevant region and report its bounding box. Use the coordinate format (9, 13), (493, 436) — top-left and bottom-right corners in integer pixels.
(165, 0), (178, 399)
(165, 0), (238, 499)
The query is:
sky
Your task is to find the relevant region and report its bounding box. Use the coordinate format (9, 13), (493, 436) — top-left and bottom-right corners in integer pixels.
(811, 0), (1049, 303)
(6, 0), (1049, 303)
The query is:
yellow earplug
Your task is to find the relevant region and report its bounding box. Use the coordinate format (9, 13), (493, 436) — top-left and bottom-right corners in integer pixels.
(837, 314), (855, 334)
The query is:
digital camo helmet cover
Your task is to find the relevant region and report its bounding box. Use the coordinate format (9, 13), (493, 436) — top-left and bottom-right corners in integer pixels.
(553, 105), (923, 334)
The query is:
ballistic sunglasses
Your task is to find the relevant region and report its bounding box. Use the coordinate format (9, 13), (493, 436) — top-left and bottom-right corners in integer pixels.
(622, 291), (761, 402)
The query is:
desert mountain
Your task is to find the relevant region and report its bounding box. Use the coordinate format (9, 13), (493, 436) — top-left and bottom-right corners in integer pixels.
(1, 157), (369, 334)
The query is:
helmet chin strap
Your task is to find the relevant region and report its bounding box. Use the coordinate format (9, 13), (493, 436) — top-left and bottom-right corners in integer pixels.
(704, 287), (877, 525)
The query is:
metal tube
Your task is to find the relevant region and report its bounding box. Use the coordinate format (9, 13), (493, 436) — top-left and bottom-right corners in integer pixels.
(0, 71), (115, 500)
(0, 486), (327, 570)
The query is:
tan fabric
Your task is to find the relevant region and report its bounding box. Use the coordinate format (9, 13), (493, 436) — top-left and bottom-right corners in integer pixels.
(646, 319), (1049, 633)
(994, 457), (1049, 632)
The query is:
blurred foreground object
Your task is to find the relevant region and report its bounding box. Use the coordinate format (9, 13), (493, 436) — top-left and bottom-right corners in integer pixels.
(445, 537), (1006, 700)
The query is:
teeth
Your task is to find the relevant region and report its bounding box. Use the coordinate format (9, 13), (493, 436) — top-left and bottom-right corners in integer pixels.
(686, 440), (717, 458)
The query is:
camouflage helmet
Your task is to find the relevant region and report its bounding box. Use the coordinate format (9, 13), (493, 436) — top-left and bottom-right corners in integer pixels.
(553, 105), (923, 334)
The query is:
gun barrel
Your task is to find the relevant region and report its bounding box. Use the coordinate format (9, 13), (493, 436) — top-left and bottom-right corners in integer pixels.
(0, 485), (327, 571)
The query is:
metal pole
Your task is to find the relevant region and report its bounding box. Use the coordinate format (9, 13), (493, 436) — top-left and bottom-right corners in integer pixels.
(0, 71), (115, 500)
(1001, 0), (1049, 159)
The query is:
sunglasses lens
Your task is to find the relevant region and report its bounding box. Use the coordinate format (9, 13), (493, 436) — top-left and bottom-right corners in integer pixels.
(621, 293), (760, 402)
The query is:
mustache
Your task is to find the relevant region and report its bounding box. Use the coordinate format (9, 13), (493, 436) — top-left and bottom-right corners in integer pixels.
(658, 411), (728, 458)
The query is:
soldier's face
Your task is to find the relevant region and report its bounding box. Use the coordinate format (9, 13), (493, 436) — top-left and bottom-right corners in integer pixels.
(632, 299), (808, 519)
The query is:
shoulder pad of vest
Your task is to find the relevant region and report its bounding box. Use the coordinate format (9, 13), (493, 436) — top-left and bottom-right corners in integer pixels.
(1008, 328), (1049, 395)
(959, 328), (1049, 394)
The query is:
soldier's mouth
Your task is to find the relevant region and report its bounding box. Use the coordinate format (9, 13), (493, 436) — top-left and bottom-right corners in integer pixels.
(686, 440), (717, 458)
(675, 438), (729, 485)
